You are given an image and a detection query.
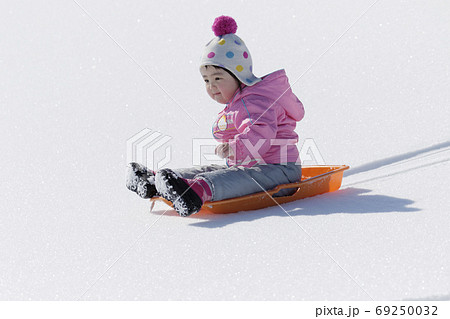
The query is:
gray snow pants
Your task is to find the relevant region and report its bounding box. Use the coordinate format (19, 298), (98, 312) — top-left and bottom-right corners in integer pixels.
(173, 163), (302, 202)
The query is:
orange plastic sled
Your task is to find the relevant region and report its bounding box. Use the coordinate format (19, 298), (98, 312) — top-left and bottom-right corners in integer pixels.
(150, 165), (349, 214)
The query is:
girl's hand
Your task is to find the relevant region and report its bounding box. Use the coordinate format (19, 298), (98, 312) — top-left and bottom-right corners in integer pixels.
(215, 143), (234, 159)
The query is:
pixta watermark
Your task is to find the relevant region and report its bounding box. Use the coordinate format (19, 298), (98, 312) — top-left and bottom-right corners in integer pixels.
(126, 128), (173, 171)
(191, 138), (325, 166)
(127, 128), (325, 170)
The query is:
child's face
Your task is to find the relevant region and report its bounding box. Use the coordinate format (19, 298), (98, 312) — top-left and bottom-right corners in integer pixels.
(200, 66), (240, 104)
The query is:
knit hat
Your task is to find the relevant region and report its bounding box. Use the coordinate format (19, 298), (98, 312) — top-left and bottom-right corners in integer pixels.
(200, 16), (261, 86)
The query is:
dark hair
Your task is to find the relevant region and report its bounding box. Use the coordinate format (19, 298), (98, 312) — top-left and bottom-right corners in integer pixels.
(203, 65), (244, 92)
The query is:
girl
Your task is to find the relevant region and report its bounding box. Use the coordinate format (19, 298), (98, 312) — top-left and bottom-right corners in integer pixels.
(126, 16), (305, 216)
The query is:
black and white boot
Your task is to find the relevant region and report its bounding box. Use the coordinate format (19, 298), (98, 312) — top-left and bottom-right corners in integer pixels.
(126, 162), (158, 199)
(155, 168), (203, 217)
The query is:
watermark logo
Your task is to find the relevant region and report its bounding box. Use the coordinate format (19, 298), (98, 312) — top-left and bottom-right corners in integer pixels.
(299, 138), (325, 165)
(127, 129), (325, 169)
(192, 138), (225, 166)
(192, 137), (325, 166)
(126, 128), (172, 171)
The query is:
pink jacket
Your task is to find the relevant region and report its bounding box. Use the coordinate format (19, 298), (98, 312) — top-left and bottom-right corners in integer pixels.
(212, 69), (305, 167)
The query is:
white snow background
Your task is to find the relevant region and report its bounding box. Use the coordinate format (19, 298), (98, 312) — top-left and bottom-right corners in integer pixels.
(0, 0), (449, 301)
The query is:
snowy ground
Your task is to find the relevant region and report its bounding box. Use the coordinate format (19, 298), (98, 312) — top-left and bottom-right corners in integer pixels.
(1, 1), (449, 300)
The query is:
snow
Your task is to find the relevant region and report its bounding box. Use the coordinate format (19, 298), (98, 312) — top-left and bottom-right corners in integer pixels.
(1, 0), (449, 301)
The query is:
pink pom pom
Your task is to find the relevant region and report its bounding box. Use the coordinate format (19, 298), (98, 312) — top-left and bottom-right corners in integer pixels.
(212, 16), (238, 36)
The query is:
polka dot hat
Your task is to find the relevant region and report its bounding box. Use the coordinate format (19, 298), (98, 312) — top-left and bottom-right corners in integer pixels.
(200, 16), (261, 86)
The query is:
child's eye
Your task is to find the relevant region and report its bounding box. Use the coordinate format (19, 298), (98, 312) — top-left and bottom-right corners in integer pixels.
(215, 77), (221, 81)
(204, 79), (209, 83)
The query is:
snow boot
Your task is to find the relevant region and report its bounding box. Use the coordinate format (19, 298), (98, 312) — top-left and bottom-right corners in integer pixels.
(155, 168), (204, 217)
(126, 162), (158, 199)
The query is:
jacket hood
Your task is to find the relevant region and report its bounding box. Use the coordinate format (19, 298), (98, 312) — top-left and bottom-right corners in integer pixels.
(236, 69), (304, 121)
